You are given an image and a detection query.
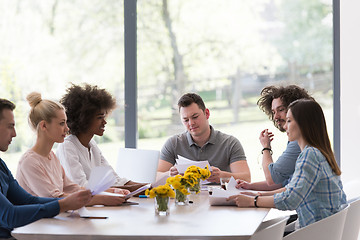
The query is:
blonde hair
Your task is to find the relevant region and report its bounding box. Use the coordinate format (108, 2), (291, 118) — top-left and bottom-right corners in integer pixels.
(26, 92), (64, 131)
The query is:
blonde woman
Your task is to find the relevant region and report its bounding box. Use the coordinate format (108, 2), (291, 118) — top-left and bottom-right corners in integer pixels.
(0, 98), (91, 239)
(16, 92), (129, 206)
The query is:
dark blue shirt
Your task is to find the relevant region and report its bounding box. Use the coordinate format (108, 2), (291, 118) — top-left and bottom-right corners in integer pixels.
(0, 158), (60, 238)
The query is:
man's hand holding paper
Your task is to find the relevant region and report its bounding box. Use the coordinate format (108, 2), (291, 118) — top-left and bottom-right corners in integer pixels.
(206, 166), (221, 183)
(172, 155), (213, 185)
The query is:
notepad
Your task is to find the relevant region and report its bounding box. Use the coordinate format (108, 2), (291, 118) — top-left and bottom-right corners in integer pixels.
(97, 183), (151, 199)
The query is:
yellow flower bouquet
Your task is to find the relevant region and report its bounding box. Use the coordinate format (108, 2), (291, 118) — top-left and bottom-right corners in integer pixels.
(184, 165), (211, 193)
(167, 165), (211, 205)
(166, 174), (191, 205)
(145, 184), (175, 215)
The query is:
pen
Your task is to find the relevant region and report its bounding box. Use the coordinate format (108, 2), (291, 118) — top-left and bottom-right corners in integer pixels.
(81, 216), (108, 219)
(139, 195), (149, 198)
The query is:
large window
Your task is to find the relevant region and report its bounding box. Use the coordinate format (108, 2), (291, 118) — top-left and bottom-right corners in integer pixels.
(137, 0), (334, 181)
(1, 0), (334, 182)
(1, 1), (125, 172)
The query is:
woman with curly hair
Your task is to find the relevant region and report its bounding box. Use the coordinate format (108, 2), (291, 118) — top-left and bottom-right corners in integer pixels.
(56, 84), (146, 192)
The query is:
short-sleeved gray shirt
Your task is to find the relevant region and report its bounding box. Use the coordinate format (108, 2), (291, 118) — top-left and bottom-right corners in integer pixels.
(160, 126), (246, 172)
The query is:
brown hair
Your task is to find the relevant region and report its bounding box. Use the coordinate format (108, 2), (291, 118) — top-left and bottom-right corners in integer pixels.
(177, 93), (206, 112)
(289, 99), (341, 175)
(0, 99), (16, 120)
(257, 85), (314, 129)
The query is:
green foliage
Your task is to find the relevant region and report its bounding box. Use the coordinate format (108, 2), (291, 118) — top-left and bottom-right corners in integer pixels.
(138, 121), (168, 139)
(273, 0), (332, 69)
(0, 0), (334, 151)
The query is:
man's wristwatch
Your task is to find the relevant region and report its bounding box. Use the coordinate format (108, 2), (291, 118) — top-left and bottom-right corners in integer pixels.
(261, 147), (273, 155)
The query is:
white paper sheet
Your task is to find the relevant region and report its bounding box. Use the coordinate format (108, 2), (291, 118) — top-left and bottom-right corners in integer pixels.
(208, 188), (237, 206)
(175, 155), (213, 185)
(78, 207), (108, 219)
(96, 191), (125, 197)
(209, 177), (258, 206)
(124, 184), (151, 199)
(86, 166), (117, 196)
(97, 184), (151, 199)
(176, 155), (211, 174)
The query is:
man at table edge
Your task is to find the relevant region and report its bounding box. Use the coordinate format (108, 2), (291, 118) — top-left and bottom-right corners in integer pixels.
(157, 93), (251, 183)
(0, 98), (91, 239)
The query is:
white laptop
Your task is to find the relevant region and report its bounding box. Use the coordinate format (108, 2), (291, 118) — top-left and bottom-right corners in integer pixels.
(116, 148), (159, 184)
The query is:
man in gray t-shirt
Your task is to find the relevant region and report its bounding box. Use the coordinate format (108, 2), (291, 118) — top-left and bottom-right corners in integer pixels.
(157, 93), (250, 183)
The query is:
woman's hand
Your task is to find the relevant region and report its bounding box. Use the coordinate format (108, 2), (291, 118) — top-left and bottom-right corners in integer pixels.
(227, 194), (254, 207)
(207, 167), (221, 183)
(107, 188), (131, 195)
(91, 195), (126, 206)
(236, 179), (253, 190)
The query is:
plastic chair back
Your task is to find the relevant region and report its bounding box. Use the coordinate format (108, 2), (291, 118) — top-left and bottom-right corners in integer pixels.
(342, 197), (360, 240)
(116, 148), (159, 183)
(284, 205), (349, 240)
(250, 216), (289, 240)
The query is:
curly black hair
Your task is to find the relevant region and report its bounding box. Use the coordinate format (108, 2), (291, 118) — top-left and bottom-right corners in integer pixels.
(60, 84), (116, 135)
(257, 85), (314, 123)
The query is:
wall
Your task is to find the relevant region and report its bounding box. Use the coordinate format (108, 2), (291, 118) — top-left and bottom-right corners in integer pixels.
(340, 0), (360, 184)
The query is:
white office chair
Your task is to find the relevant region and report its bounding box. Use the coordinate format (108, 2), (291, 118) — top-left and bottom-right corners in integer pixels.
(283, 205), (349, 240)
(342, 197), (360, 240)
(250, 216), (289, 240)
(116, 148), (159, 183)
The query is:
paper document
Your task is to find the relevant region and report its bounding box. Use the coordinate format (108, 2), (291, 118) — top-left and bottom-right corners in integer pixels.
(209, 188), (237, 206)
(225, 176), (257, 194)
(124, 184), (151, 199)
(176, 155), (211, 174)
(98, 184), (151, 199)
(97, 191), (125, 197)
(86, 166), (116, 196)
(175, 155), (213, 185)
(78, 207), (108, 219)
(209, 177), (258, 206)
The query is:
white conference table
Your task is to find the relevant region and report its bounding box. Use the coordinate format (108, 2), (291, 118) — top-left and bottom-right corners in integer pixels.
(12, 191), (270, 240)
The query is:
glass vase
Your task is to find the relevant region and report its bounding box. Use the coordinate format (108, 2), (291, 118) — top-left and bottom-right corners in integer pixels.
(188, 179), (201, 193)
(154, 196), (170, 216)
(175, 189), (188, 206)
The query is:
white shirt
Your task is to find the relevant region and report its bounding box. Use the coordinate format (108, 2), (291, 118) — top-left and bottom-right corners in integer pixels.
(56, 135), (128, 187)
